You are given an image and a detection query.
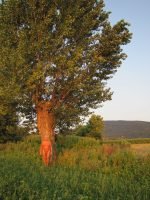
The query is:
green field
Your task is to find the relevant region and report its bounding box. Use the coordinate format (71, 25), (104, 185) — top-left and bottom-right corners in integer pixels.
(0, 135), (150, 200)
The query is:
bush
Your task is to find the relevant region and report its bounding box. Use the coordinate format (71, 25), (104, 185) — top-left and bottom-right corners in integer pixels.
(75, 115), (104, 140)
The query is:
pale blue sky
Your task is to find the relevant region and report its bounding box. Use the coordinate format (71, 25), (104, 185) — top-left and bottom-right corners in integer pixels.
(96, 0), (150, 121)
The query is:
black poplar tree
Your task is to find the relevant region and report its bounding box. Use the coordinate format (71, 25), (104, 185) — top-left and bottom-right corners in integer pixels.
(0, 0), (132, 165)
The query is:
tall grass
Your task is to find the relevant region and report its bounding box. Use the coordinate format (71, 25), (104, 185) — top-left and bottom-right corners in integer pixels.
(0, 135), (150, 200)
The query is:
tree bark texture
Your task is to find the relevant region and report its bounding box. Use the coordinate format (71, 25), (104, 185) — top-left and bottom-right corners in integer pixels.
(37, 101), (56, 166)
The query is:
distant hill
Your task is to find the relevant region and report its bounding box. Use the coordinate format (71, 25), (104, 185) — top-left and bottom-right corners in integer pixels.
(104, 121), (150, 138)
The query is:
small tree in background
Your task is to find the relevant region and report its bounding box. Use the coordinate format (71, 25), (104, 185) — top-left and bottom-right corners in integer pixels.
(76, 114), (104, 139)
(87, 114), (104, 139)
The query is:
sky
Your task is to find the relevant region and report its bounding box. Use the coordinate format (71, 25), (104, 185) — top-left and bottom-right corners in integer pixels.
(95, 0), (150, 122)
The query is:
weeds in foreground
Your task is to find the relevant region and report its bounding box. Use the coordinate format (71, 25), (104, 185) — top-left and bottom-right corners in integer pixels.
(0, 135), (150, 200)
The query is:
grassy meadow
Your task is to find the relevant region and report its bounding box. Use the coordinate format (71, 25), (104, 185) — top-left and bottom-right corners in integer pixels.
(0, 135), (150, 200)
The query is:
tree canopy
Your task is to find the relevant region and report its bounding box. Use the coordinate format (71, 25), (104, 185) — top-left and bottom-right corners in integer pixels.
(0, 0), (132, 131)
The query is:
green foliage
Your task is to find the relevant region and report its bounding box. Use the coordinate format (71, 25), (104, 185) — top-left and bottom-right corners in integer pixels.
(0, 108), (21, 143)
(0, 68), (21, 141)
(0, 0), (132, 131)
(75, 124), (91, 137)
(0, 100), (30, 142)
(87, 114), (104, 139)
(76, 114), (104, 139)
(0, 135), (150, 200)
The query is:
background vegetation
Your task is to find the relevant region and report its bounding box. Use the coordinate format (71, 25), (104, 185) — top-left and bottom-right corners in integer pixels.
(74, 114), (104, 139)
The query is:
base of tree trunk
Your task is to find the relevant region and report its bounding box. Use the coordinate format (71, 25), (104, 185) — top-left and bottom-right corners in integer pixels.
(40, 139), (52, 166)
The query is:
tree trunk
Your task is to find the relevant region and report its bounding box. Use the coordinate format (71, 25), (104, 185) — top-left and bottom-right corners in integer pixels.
(37, 101), (56, 166)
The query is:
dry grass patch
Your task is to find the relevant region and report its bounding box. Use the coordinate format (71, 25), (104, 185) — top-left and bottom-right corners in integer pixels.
(131, 144), (150, 156)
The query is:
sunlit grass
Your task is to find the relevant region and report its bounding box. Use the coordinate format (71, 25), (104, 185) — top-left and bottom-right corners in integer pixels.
(0, 135), (150, 200)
